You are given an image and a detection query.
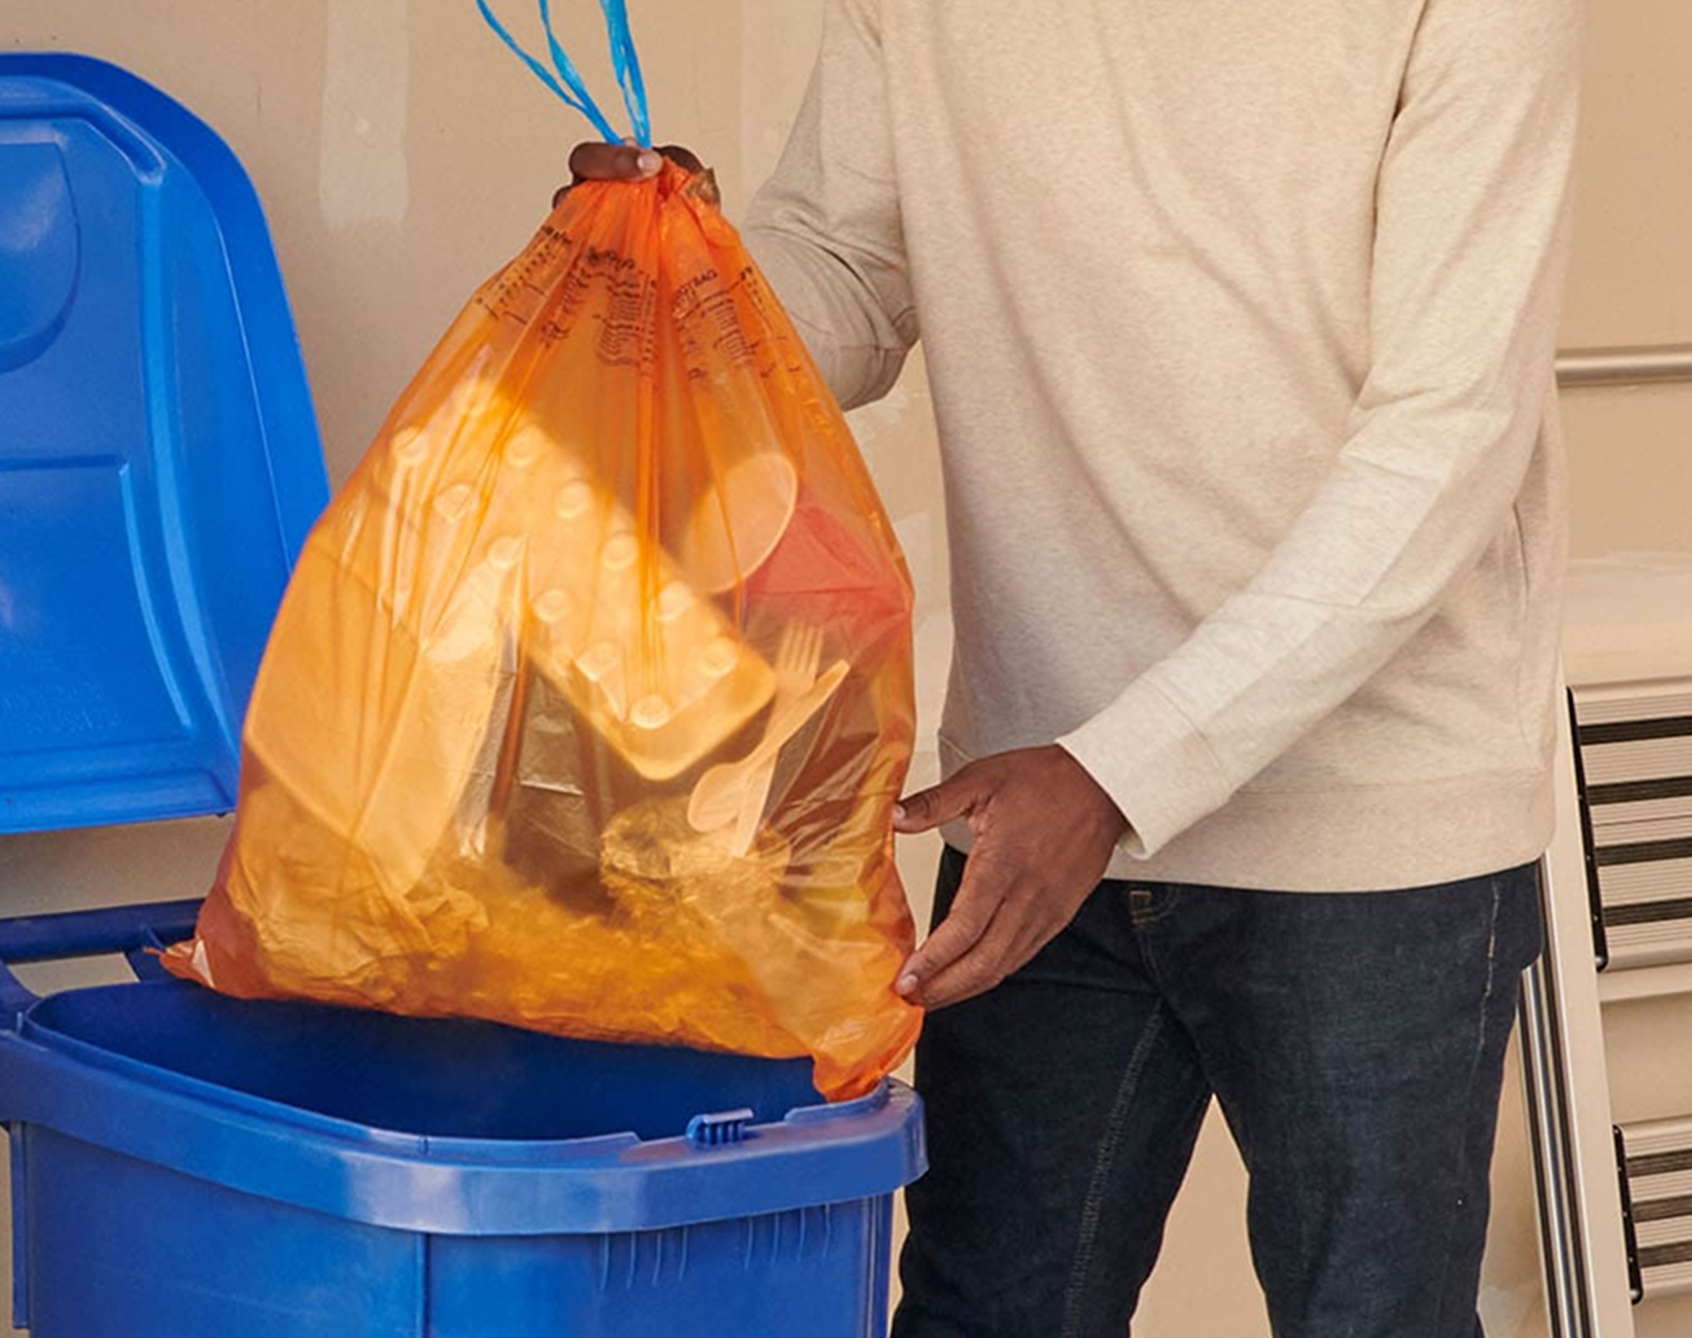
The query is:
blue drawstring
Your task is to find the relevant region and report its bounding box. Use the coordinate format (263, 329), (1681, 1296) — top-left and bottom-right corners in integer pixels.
(474, 0), (652, 148)
(598, 0), (652, 149)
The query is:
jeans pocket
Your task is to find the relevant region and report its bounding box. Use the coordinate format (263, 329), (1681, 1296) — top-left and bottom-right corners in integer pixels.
(1489, 861), (1547, 976)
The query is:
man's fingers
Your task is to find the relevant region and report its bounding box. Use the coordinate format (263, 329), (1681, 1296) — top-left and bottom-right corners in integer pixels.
(917, 916), (1022, 1010)
(896, 903), (994, 999)
(656, 144), (705, 174)
(568, 141), (661, 184)
(894, 770), (987, 834)
(556, 143), (703, 208)
(896, 854), (1014, 998)
(916, 863), (1055, 1009)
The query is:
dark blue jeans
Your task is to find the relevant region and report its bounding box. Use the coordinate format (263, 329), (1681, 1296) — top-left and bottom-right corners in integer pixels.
(892, 847), (1543, 1338)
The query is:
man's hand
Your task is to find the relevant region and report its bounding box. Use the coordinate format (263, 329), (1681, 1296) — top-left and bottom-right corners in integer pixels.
(555, 142), (706, 206)
(893, 746), (1129, 1010)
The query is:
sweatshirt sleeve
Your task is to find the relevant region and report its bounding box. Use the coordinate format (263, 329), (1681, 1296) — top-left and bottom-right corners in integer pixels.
(1057, 0), (1584, 859)
(743, 0), (918, 410)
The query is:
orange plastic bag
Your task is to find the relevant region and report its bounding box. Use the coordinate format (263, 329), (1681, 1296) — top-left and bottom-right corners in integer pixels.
(164, 163), (921, 1099)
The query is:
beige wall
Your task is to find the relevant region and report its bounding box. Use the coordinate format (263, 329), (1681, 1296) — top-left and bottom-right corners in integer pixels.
(1547, 18), (1692, 1330)
(1560, 0), (1692, 562)
(2, 0), (1688, 1333)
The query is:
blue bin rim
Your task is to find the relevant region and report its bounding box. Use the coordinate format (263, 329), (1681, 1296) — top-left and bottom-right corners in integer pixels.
(0, 981), (925, 1236)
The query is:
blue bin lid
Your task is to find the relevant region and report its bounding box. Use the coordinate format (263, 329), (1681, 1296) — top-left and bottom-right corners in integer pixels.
(0, 54), (328, 834)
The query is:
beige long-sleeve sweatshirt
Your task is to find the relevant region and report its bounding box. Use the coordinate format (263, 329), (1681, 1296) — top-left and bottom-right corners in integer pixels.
(745, 0), (1584, 892)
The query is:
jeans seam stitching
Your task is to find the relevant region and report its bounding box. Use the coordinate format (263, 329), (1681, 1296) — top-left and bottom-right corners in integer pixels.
(1479, 878), (1502, 1018)
(1430, 877), (1505, 1333)
(1059, 1007), (1167, 1338)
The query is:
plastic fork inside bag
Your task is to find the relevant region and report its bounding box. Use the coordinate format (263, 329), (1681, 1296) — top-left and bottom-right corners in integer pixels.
(165, 163), (922, 1101)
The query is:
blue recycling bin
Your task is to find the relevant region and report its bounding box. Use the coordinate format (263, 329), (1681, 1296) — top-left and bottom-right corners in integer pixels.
(0, 54), (925, 1337)
(0, 933), (923, 1337)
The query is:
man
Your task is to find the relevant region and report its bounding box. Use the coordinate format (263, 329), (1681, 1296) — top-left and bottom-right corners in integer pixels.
(570, 0), (1583, 1333)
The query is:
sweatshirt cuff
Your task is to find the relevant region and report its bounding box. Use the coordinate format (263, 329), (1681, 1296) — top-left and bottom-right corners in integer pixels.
(1056, 676), (1235, 861)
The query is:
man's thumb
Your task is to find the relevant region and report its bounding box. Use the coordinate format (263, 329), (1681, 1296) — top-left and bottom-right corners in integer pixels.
(894, 772), (985, 834)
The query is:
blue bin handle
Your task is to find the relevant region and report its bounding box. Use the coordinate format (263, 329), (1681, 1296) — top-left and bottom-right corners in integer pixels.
(0, 899), (203, 1020)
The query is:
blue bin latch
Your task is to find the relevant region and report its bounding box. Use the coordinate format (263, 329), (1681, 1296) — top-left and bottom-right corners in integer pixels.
(686, 1108), (756, 1148)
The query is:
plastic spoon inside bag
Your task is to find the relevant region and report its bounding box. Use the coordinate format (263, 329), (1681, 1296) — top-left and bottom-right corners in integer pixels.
(687, 660), (849, 834)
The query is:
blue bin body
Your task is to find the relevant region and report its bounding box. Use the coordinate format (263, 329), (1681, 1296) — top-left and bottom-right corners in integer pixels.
(0, 971), (922, 1337)
(0, 54), (926, 1337)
